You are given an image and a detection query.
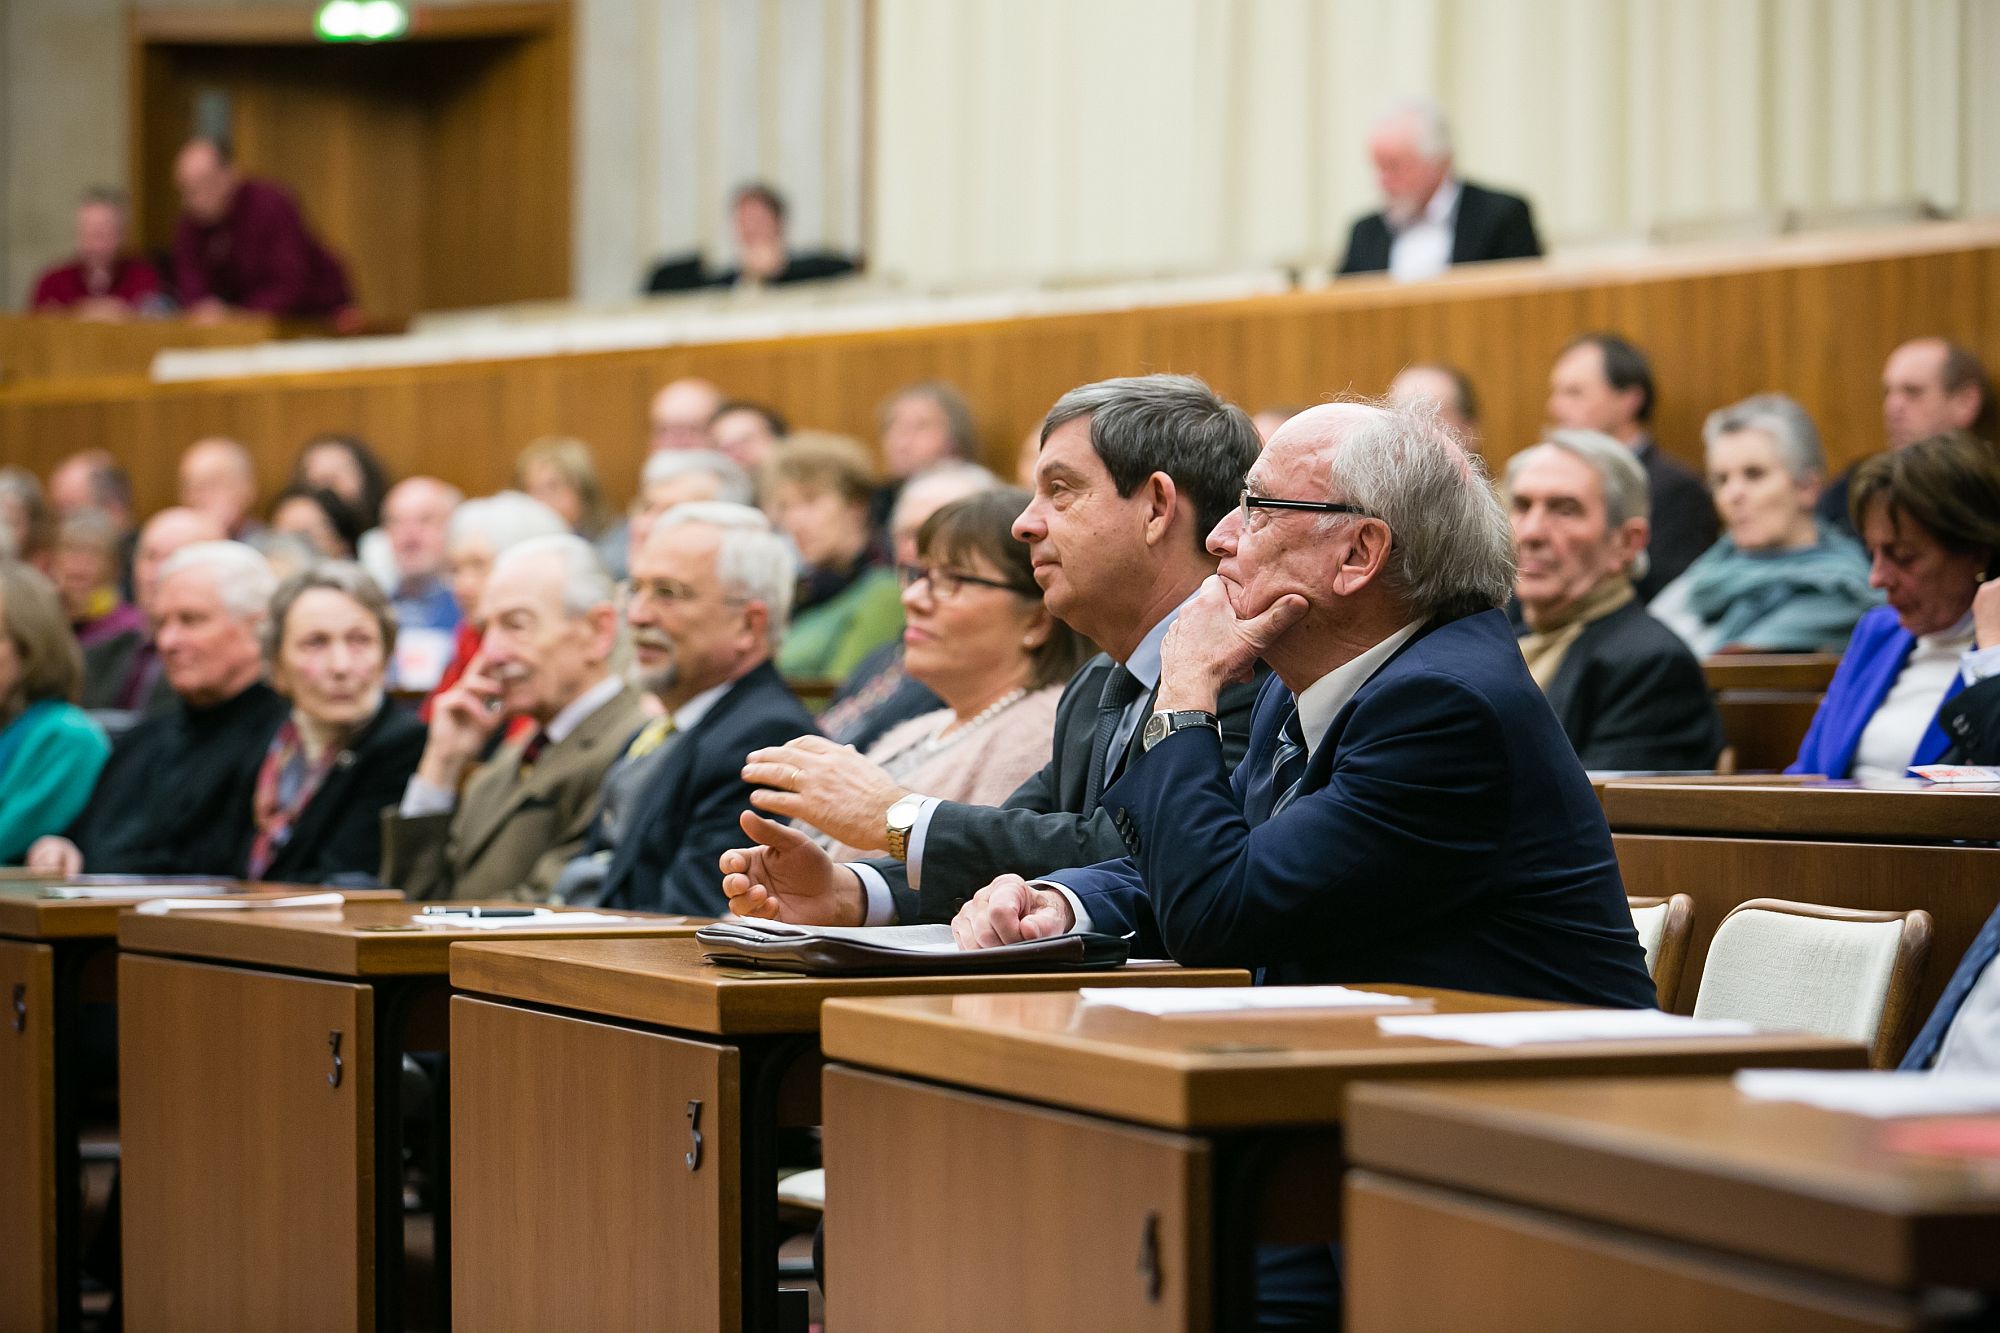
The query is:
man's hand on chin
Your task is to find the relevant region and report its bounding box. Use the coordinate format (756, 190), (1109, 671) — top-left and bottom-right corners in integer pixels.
(950, 874), (1075, 949)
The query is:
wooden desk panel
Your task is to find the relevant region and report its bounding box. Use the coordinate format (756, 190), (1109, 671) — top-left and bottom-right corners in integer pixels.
(1702, 655), (1843, 693)
(118, 953), (375, 1331)
(0, 882), (397, 942)
(1602, 779), (2000, 842)
(0, 940), (56, 1333)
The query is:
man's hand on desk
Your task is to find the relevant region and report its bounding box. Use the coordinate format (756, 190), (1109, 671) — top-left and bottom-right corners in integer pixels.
(950, 875), (1075, 948)
(719, 811), (867, 926)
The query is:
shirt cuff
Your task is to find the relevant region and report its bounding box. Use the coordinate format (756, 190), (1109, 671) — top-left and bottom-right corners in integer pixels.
(901, 796), (945, 891)
(849, 862), (898, 927)
(1041, 881), (1092, 935)
(1963, 643), (2000, 686)
(398, 775), (458, 819)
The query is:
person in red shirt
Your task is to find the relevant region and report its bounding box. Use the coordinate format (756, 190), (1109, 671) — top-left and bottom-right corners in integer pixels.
(27, 188), (164, 319)
(171, 137), (356, 325)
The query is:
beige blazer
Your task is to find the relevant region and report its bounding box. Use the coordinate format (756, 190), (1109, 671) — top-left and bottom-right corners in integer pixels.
(381, 682), (648, 901)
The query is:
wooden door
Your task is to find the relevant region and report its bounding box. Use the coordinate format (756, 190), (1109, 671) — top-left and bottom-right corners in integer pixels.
(118, 954), (373, 1332)
(824, 1064), (1212, 1333)
(449, 997), (741, 1332)
(0, 939), (56, 1333)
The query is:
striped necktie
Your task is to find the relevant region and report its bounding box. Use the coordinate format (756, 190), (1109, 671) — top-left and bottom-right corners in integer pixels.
(1268, 710), (1310, 818)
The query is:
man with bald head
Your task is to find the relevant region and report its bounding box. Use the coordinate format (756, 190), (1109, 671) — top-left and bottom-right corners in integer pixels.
(179, 437), (262, 540)
(1390, 362), (1481, 451)
(648, 378), (726, 453)
(1337, 98), (1542, 280)
(172, 136), (352, 323)
(82, 505), (227, 711)
(1817, 338), (1997, 536)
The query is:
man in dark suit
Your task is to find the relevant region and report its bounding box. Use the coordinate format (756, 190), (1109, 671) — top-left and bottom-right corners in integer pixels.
(555, 504), (816, 915)
(1506, 432), (1723, 771)
(1818, 339), (1996, 538)
(1336, 100), (1541, 280)
(721, 374), (1263, 926)
(644, 182), (857, 293)
(1547, 332), (1718, 600)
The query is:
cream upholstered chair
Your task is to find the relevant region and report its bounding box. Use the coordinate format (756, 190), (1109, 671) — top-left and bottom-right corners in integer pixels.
(1627, 894), (1695, 1010)
(1691, 898), (1933, 1067)
(777, 1167), (825, 1217)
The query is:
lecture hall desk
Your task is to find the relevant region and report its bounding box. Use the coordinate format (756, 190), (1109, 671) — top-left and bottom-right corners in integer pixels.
(443, 935), (1247, 1332)
(1601, 777), (2000, 1037)
(816, 986), (1869, 1332)
(0, 878), (397, 1333)
(1344, 1076), (2000, 1330)
(112, 899), (697, 1333)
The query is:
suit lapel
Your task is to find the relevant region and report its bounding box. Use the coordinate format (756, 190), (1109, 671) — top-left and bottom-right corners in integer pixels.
(454, 685), (638, 864)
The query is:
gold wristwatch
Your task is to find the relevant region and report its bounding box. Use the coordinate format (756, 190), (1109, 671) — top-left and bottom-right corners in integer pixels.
(884, 792), (926, 860)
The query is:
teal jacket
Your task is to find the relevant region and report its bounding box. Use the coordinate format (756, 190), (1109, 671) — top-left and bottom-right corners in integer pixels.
(0, 701), (111, 863)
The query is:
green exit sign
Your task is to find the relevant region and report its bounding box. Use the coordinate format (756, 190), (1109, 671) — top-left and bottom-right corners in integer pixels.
(314, 0), (411, 42)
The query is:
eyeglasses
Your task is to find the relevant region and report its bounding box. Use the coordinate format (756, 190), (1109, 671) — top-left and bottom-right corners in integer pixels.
(1238, 489), (1371, 528)
(896, 563), (1035, 599)
(620, 577), (745, 608)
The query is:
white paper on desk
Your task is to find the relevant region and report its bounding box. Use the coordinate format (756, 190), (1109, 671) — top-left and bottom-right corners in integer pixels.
(707, 918), (965, 953)
(40, 884), (232, 900)
(1079, 986), (1421, 1016)
(134, 892), (345, 915)
(1377, 1008), (1757, 1047)
(1909, 764), (2000, 784)
(1733, 1070), (2000, 1117)
(408, 909), (651, 930)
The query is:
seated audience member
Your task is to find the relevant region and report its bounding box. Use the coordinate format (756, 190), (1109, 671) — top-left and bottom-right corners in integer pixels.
(818, 460), (1000, 751)
(47, 450), (135, 594)
(269, 484), (365, 560)
(1903, 891), (2000, 1073)
(28, 543), (288, 876)
(1790, 433), (2000, 780)
(373, 477), (464, 692)
(0, 564), (111, 862)
(709, 400), (788, 474)
(28, 187), (163, 318)
(0, 468), (54, 570)
(243, 564), (424, 883)
(1650, 393), (1876, 655)
(648, 377), (726, 453)
(646, 182), (856, 293)
(292, 433), (390, 532)
(723, 373), (1264, 928)
(1547, 333), (1717, 600)
(382, 535), (646, 901)
(179, 437), (263, 541)
(53, 510), (145, 693)
(764, 433), (904, 689)
(1820, 339), (1995, 538)
(1390, 362), (1480, 453)
(874, 380), (979, 524)
(1250, 406), (1303, 444)
(1506, 431), (1724, 771)
(752, 488), (1091, 862)
(428, 491), (568, 715)
(626, 449), (755, 570)
(1337, 98), (1541, 280)
(516, 436), (625, 578)
(558, 504), (816, 914)
(86, 507), (226, 712)
(172, 137), (354, 324)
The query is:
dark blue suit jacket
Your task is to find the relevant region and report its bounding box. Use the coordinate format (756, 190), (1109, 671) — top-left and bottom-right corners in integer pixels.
(1789, 605), (1963, 777)
(1061, 608), (1657, 1006)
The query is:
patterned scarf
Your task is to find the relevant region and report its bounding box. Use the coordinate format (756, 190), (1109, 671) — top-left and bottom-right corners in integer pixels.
(248, 718), (344, 880)
(1518, 576), (1636, 690)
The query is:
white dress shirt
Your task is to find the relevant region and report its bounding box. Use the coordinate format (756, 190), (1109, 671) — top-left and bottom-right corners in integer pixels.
(1388, 178), (1460, 283)
(1851, 615), (1981, 783)
(398, 673), (627, 818)
(1933, 957), (2000, 1073)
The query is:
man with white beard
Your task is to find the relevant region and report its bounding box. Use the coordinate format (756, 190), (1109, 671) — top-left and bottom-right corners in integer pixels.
(555, 503), (818, 914)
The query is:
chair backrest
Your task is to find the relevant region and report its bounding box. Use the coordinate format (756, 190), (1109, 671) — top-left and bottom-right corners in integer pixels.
(1691, 898), (1933, 1067)
(1627, 894), (1695, 1011)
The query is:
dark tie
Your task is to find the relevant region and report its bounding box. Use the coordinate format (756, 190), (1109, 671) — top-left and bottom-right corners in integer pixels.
(518, 728), (550, 778)
(1268, 710), (1310, 818)
(1085, 665), (1146, 806)
(1900, 902), (2000, 1069)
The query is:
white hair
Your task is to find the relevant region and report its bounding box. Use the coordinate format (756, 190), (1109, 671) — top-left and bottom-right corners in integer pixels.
(157, 540), (278, 625)
(492, 533), (615, 617)
(446, 490), (567, 554)
(655, 501), (798, 643)
(1504, 431), (1654, 583)
(889, 460), (1000, 531)
(640, 449), (754, 506)
(1375, 96), (1452, 161)
(1702, 392), (1825, 483)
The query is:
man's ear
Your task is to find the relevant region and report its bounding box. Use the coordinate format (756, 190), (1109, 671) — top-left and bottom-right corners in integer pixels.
(585, 603), (621, 663)
(1616, 515), (1651, 567)
(1330, 518), (1395, 597)
(1140, 471), (1182, 548)
(740, 600), (772, 655)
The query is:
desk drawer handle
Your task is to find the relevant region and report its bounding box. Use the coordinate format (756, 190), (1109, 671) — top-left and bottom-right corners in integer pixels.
(327, 1030), (344, 1088)
(9, 983), (23, 1033)
(685, 1099), (704, 1171)
(1138, 1212), (1162, 1302)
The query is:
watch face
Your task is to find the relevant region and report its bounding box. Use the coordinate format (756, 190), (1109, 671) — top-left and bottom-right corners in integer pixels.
(1142, 713), (1170, 748)
(888, 793), (925, 830)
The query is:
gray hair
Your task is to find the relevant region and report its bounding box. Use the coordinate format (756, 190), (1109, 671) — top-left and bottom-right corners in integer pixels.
(263, 561), (398, 663)
(1504, 430), (1654, 582)
(492, 533), (614, 617)
(639, 449), (754, 506)
(1318, 401), (1514, 617)
(655, 501), (798, 643)
(889, 460), (1001, 531)
(446, 490), (568, 555)
(157, 540), (278, 625)
(1702, 392), (1825, 482)
(1375, 97), (1452, 160)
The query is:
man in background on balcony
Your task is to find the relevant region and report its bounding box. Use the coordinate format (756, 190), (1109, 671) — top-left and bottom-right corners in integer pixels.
(171, 136), (356, 327)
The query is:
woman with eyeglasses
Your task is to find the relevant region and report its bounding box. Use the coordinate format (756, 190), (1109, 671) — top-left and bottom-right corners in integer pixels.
(743, 488), (1093, 860)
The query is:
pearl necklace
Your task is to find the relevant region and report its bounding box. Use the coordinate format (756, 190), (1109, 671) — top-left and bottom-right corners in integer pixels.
(920, 687), (1029, 755)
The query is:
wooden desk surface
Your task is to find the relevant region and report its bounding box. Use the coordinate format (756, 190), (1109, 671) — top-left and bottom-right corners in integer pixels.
(0, 881), (398, 941)
(820, 988), (1867, 1132)
(448, 935), (1248, 1036)
(1345, 1077), (2000, 1289)
(115, 899), (697, 977)
(1601, 777), (2000, 842)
